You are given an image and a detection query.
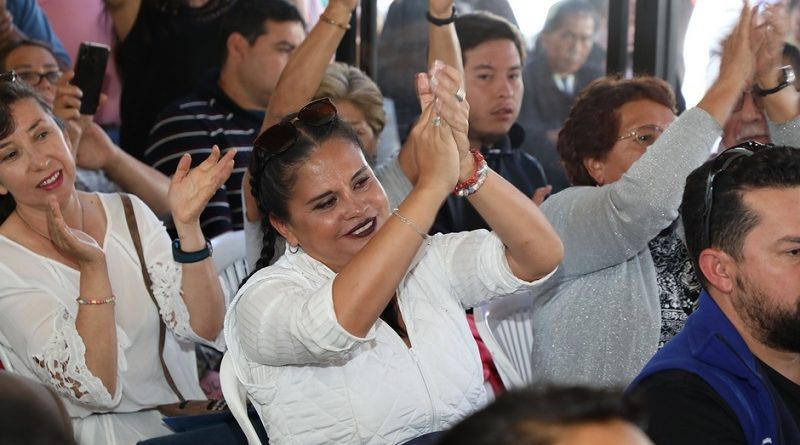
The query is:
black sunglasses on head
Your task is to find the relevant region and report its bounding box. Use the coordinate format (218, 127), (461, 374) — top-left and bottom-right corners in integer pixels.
(253, 97), (338, 165)
(701, 140), (772, 251)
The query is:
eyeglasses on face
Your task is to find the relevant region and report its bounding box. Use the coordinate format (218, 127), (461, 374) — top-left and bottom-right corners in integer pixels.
(732, 90), (764, 113)
(701, 140), (772, 251)
(616, 124), (665, 148)
(253, 97), (338, 165)
(16, 70), (62, 87)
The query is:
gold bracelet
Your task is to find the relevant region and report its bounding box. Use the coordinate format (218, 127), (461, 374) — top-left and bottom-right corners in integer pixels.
(76, 295), (116, 305)
(319, 13), (351, 31)
(392, 209), (429, 241)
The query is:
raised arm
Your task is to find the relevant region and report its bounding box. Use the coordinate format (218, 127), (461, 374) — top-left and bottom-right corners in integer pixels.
(427, 0), (462, 73)
(78, 123), (171, 217)
(259, 0), (358, 133)
(168, 147), (235, 340)
(754, 2), (800, 123)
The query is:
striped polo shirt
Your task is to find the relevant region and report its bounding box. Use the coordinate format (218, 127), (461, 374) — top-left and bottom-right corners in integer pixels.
(145, 70), (264, 239)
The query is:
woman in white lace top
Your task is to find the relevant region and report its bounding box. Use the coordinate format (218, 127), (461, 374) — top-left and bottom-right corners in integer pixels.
(0, 79), (233, 444)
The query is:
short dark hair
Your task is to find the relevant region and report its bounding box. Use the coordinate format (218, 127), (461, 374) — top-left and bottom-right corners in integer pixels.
(0, 79), (65, 224)
(218, 0), (305, 64)
(542, 0), (600, 34)
(681, 145), (800, 286)
(437, 386), (646, 445)
(0, 39), (59, 71)
(558, 75), (676, 186)
(455, 11), (527, 65)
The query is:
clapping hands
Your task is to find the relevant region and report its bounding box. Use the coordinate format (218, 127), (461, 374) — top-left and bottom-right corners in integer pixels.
(168, 146), (236, 226)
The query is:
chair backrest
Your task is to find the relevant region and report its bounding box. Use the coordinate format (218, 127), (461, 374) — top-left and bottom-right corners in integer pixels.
(211, 231), (250, 304)
(473, 292), (536, 389)
(220, 352), (262, 445)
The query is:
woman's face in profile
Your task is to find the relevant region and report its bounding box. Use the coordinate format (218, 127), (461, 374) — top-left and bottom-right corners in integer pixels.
(271, 136), (389, 272)
(583, 99), (675, 186)
(0, 98), (75, 208)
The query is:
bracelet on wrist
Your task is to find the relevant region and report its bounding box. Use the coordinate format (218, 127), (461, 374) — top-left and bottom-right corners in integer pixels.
(453, 149), (489, 197)
(392, 209), (430, 241)
(172, 238), (213, 263)
(319, 13), (351, 31)
(426, 6), (457, 26)
(77, 295), (116, 305)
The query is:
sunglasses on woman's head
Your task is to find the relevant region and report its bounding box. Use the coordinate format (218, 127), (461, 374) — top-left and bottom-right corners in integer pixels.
(701, 140), (773, 251)
(253, 98), (338, 164)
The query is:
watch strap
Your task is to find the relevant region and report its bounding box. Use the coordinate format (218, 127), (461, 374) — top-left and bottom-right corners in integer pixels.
(172, 238), (213, 263)
(426, 6), (457, 26)
(754, 65), (796, 96)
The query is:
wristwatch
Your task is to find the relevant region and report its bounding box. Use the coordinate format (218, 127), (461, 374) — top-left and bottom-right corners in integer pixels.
(754, 65), (796, 96)
(426, 6), (457, 26)
(172, 238), (213, 263)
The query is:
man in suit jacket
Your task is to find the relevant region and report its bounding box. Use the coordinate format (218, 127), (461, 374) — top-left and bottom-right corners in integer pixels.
(519, 0), (603, 193)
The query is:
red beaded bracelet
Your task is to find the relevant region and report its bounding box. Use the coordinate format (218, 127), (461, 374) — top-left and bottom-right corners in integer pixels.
(453, 149), (488, 196)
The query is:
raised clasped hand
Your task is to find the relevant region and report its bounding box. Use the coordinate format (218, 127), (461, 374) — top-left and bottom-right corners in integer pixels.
(754, 1), (789, 80)
(426, 60), (470, 152)
(718, 3), (758, 90)
(168, 145), (236, 226)
(409, 79), (461, 197)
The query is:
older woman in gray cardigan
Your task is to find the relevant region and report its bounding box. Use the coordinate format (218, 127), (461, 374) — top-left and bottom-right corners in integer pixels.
(528, 4), (800, 387)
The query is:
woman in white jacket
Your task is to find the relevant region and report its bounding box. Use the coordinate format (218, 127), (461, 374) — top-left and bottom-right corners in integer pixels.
(224, 59), (563, 444)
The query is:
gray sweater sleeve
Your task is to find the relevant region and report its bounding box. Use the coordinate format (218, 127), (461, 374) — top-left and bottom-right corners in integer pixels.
(767, 115), (800, 147)
(541, 107), (722, 278)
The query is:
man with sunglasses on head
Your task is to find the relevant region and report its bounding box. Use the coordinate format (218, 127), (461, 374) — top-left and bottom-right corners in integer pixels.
(628, 142), (800, 445)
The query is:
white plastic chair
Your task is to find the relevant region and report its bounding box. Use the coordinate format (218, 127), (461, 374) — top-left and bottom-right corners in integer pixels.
(220, 352), (262, 445)
(473, 292), (536, 389)
(211, 230), (250, 305)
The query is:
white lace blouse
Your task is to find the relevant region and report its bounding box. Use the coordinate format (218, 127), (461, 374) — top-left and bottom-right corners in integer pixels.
(0, 193), (224, 444)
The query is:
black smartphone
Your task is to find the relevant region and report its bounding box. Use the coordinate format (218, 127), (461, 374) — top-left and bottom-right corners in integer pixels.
(71, 42), (109, 115)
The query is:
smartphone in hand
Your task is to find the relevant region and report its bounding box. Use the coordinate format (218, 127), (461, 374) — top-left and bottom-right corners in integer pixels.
(71, 42), (109, 115)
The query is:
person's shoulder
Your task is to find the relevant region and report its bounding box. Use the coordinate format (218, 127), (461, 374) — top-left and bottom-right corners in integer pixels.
(634, 369), (746, 445)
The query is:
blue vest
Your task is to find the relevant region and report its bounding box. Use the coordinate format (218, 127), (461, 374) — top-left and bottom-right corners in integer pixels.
(629, 291), (800, 445)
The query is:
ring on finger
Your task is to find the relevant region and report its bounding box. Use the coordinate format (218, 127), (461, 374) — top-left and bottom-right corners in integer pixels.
(432, 115), (442, 127)
(454, 86), (466, 103)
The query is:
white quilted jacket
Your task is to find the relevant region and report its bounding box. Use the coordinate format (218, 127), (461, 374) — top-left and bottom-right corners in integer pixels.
(224, 230), (554, 444)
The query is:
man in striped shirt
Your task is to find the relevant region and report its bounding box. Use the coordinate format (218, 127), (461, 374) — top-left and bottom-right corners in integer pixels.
(145, 0), (306, 238)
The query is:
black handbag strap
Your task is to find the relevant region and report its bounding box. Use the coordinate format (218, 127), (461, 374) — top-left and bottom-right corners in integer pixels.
(120, 193), (186, 402)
